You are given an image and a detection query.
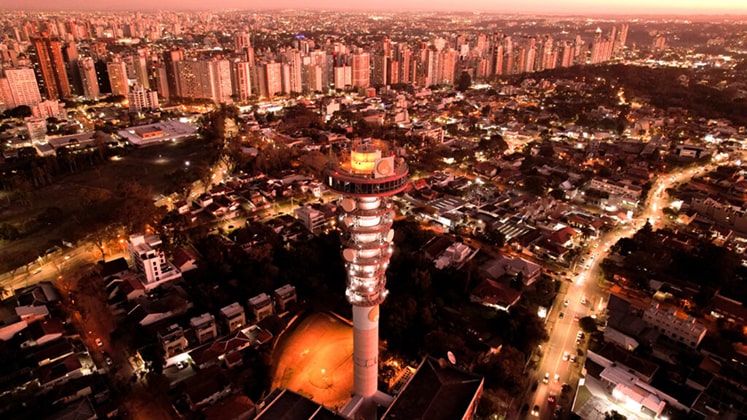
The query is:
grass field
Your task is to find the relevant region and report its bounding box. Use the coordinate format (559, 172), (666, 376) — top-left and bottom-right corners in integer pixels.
(0, 137), (214, 273)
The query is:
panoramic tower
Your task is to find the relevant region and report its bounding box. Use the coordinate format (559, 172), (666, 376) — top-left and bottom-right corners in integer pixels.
(324, 139), (408, 399)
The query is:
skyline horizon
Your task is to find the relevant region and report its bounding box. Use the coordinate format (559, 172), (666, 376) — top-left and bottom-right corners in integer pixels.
(2, 1), (747, 17)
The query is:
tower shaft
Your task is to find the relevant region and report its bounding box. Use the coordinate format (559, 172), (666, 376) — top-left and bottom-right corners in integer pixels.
(325, 139), (408, 407)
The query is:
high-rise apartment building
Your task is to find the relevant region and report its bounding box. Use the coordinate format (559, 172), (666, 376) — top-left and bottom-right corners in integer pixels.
(107, 60), (129, 97)
(62, 40), (82, 96)
(32, 34), (71, 100)
(162, 48), (184, 100)
(234, 32), (251, 53)
(133, 54), (150, 90)
(351, 51), (370, 88)
(333, 65), (352, 90)
(211, 59), (233, 104)
(232, 61), (253, 102)
(0, 67), (42, 108)
(281, 49), (303, 95)
(128, 84), (159, 112)
(78, 57), (100, 99)
(258, 61), (283, 98)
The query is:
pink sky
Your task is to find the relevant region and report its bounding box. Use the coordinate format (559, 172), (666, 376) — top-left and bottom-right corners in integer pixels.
(4, 0), (747, 15)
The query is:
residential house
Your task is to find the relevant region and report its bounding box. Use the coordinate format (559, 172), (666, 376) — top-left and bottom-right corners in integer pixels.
(470, 279), (522, 312)
(172, 248), (198, 273)
(203, 394), (255, 420)
(37, 353), (85, 390)
(189, 330), (253, 370)
(20, 318), (64, 348)
(433, 242), (474, 270)
(248, 293), (273, 321)
(190, 313), (218, 345)
(181, 366), (232, 411)
(220, 303), (246, 334)
(273, 285), (297, 313)
(158, 324), (188, 357)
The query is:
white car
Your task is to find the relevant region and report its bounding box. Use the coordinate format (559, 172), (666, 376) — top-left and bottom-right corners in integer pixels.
(95, 338), (103, 347)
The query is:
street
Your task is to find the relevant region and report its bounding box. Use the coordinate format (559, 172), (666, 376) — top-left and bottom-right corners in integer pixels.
(524, 160), (720, 419)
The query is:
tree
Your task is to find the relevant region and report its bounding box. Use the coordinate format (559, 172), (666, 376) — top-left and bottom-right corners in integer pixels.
(3, 105), (32, 119)
(524, 175), (547, 195)
(115, 181), (165, 233)
(481, 133), (508, 155)
(604, 411), (626, 420)
(475, 345), (528, 393)
(579, 316), (598, 333)
(456, 71), (472, 91)
(298, 151), (330, 179)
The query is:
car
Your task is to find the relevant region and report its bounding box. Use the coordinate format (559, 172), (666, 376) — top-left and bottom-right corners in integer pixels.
(176, 360), (188, 370)
(563, 299), (569, 307)
(531, 380), (539, 391)
(95, 338), (103, 347)
(573, 314), (579, 322)
(548, 394), (556, 404)
(531, 405), (540, 416)
(559, 312), (565, 319)
(570, 355), (577, 363)
(554, 373), (560, 382)
(543, 372), (550, 383)
(562, 351), (569, 361)
(103, 352), (113, 366)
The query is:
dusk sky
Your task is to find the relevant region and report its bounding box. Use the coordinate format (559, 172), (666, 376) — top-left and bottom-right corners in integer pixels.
(4, 0), (747, 15)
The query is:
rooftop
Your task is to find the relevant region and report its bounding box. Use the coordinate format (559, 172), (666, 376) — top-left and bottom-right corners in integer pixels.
(382, 357), (483, 420)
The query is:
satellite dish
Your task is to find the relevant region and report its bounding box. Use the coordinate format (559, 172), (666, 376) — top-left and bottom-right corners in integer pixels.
(447, 351), (457, 365)
(343, 248), (356, 262)
(341, 198), (356, 213)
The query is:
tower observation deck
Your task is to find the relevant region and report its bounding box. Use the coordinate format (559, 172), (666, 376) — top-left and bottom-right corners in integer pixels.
(324, 139), (408, 401)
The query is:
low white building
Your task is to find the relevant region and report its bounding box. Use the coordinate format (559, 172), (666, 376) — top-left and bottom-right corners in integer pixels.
(127, 234), (182, 289)
(273, 284), (297, 312)
(248, 293), (273, 321)
(190, 313), (218, 345)
(220, 302), (246, 334)
(643, 303), (707, 348)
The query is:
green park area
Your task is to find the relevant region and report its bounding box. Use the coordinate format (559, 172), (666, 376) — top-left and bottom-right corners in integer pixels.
(0, 137), (214, 274)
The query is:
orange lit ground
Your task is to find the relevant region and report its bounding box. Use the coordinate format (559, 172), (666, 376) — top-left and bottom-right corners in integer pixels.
(271, 312), (354, 410)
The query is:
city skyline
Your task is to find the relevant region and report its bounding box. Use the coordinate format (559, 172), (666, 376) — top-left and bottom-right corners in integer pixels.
(3, 0), (747, 15)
